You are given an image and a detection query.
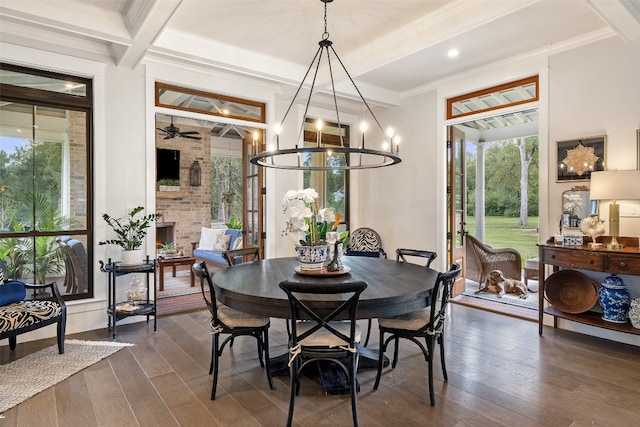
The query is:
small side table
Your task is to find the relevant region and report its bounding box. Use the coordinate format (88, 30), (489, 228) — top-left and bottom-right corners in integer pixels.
(99, 258), (156, 340)
(157, 256), (196, 291)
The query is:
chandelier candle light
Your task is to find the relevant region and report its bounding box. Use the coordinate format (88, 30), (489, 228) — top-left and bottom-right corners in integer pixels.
(249, 0), (402, 171)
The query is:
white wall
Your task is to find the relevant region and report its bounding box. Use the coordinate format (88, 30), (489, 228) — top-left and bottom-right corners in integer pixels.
(355, 89), (442, 266)
(548, 37), (640, 236)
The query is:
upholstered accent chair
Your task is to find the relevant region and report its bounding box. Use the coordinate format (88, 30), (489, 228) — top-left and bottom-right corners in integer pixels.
(0, 259), (67, 354)
(346, 227), (387, 259)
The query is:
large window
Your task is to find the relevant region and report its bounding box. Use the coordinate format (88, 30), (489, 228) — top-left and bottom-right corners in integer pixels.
(302, 119), (349, 230)
(0, 63), (92, 299)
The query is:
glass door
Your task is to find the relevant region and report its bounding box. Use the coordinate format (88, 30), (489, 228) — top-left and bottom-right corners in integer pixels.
(243, 130), (264, 255)
(447, 126), (467, 297)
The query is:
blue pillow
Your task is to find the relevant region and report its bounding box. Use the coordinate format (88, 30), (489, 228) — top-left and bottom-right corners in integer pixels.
(0, 281), (26, 306)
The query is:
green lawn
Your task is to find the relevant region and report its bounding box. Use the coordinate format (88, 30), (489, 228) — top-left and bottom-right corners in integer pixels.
(466, 216), (539, 265)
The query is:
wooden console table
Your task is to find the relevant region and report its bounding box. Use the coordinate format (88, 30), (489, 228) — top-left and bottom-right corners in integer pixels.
(538, 236), (640, 336)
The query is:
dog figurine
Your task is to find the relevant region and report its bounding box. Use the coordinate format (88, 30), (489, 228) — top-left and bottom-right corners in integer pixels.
(476, 269), (535, 299)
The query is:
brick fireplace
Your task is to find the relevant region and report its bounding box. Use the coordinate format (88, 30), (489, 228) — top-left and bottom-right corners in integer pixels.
(156, 222), (175, 248)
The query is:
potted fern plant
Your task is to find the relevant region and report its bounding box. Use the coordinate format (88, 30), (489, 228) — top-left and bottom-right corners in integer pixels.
(99, 206), (161, 265)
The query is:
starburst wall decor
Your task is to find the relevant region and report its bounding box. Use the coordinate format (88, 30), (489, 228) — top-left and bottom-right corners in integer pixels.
(562, 143), (599, 175)
(557, 135), (606, 182)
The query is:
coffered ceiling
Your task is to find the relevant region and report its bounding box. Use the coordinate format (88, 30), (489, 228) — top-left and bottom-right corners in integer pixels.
(1, 0), (639, 105)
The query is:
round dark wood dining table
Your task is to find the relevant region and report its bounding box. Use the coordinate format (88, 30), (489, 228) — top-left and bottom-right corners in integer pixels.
(212, 256), (439, 319)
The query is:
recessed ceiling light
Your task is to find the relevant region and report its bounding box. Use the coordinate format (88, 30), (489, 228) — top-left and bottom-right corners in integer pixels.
(448, 48), (459, 58)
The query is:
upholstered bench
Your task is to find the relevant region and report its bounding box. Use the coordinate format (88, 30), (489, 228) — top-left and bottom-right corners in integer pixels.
(0, 281), (67, 354)
(191, 227), (243, 268)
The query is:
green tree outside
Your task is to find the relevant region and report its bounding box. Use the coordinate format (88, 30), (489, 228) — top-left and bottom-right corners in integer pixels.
(466, 137), (539, 218)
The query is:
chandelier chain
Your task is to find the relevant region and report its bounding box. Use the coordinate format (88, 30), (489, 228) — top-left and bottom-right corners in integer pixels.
(323, 0), (329, 40)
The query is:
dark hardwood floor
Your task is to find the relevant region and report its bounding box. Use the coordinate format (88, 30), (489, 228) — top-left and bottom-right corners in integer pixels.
(2, 302), (639, 426)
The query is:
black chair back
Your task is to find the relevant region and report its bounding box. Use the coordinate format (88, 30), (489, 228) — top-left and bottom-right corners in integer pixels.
(396, 248), (437, 267)
(192, 261), (218, 322)
(279, 280), (367, 347)
(223, 247), (260, 266)
(427, 263), (462, 334)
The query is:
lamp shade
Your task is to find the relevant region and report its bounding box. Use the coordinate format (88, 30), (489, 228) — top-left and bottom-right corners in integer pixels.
(590, 170), (640, 201)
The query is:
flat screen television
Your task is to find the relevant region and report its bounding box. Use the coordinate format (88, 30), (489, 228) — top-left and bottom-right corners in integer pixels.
(156, 148), (180, 181)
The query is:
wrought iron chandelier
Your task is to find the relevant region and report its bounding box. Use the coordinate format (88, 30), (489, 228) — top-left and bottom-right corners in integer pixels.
(249, 0), (401, 171)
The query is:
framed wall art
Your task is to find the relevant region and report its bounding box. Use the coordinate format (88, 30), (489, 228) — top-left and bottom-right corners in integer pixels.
(556, 135), (606, 182)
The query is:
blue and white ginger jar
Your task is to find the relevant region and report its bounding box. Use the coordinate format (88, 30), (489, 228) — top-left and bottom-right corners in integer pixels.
(628, 298), (640, 329)
(597, 274), (630, 323)
(295, 244), (330, 270)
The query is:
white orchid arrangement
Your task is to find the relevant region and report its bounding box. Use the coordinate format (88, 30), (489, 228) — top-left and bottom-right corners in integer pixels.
(282, 188), (341, 246)
(563, 193), (583, 217)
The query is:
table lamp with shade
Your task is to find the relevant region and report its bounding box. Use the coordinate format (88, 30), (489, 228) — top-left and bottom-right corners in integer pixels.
(589, 170), (640, 248)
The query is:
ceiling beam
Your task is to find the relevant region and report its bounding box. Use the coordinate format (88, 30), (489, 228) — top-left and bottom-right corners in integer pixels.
(116, 0), (181, 68)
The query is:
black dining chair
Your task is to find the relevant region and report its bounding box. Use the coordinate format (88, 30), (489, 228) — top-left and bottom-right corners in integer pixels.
(279, 279), (368, 427)
(192, 261), (275, 400)
(396, 248), (437, 267)
(224, 247), (292, 338)
(373, 263), (461, 406)
(360, 248), (438, 347)
(222, 246), (260, 266)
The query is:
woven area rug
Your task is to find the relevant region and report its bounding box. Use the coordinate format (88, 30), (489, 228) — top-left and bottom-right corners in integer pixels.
(157, 270), (200, 298)
(0, 339), (133, 414)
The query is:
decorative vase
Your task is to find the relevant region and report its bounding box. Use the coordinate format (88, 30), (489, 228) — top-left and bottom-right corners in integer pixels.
(628, 298), (640, 329)
(597, 274), (631, 323)
(121, 249), (143, 266)
(126, 275), (146, 306)
(324, 232), (340, 268)
(326, 241), (344, 272)
(295, 244), (330, 270)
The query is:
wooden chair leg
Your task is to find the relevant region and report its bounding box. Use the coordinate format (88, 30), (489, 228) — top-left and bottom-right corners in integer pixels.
(426, 337), (436, 406)
(363, 319), (372, 347)
(286, 359), (298, 427)
(373, 329), (386, 390)
(439, 333), (447, 381)
(211, 334), (220, 400)
(256, 335), (265, 368)
(350, 353), (360, 427)
(392, 336), (400, 368)
(209, 337), (215, 374)
(263, 329), (275, 390)
(57, 319), (66, 354)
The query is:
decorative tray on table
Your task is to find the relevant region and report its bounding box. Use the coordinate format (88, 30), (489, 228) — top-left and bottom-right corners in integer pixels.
(294, 266), (351, 276)
(115, 303), (141, 313)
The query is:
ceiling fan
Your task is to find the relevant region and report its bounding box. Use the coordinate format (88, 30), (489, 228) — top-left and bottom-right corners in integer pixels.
(157, 117), (202, 140)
